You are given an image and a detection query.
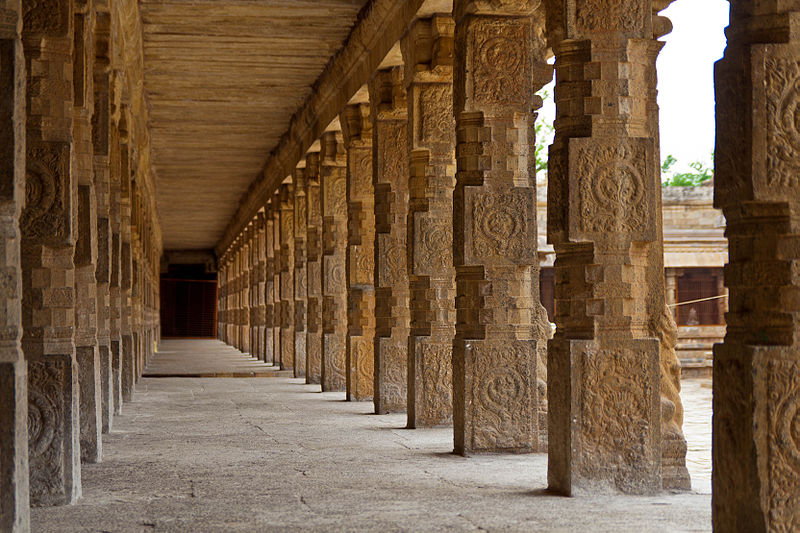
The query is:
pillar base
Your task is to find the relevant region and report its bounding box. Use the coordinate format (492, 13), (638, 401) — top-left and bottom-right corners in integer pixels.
(454, 339), (540, 455)
(28, 356), (82, 506)
(548, 338), (661, 495)
(76, 345), (102, 463)
(0, 360), (30, 531)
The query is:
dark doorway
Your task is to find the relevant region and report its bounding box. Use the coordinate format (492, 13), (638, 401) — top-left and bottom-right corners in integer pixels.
(160, 264), (217, 338)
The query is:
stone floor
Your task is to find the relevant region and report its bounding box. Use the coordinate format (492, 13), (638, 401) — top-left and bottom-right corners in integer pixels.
(31, 340), (712, 532)
(143, 339), (291, 377)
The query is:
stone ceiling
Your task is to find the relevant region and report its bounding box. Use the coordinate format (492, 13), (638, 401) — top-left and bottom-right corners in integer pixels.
(141, 0), (370, 250)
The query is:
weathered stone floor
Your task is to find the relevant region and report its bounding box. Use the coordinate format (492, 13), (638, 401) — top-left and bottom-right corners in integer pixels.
(143, 339), (291, 377)
(31, 340), (712, 532)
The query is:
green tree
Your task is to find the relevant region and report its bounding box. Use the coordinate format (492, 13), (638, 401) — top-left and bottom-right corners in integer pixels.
(661, 153), (714, 187)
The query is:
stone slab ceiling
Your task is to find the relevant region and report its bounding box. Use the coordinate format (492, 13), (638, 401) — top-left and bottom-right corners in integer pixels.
(141, 0), (369, 250)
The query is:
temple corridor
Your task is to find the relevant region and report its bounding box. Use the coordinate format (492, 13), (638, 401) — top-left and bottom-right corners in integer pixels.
(30, 340), (711, 532)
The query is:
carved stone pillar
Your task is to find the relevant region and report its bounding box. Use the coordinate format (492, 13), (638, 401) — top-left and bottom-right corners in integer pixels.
(218, 257), (226, 342)
(272, 191), (282, 364)
(545, 0), (662, 494)
(92, 9), (113, 434)
(264, 200), (276, 364)
(255, 212), (266, 361)
(369, 67), (410, 414)
(120, 136), (134, 403)
(341, 102), (375, 401)
(713, 3), (800, 529)
(452, 0), (551, 454)
(241, 225), (251, 354)
(22, 0), (82, 504)
(279, 183), (295, 371)
(293, 167), (307, 378)
(305, 151), (323, 384)
(109, 112), (122, 414)
(0, 0), (30, 526)
(320, 131), (348, 392)
(401, 16), (457, 427)
(73, 6), (102, 464)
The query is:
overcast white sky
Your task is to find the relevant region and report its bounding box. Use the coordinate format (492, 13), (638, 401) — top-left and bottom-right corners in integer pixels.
(538, 0), (730, 177)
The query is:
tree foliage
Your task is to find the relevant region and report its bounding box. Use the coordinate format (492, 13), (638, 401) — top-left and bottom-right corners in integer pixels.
(661, 153), (714, 187)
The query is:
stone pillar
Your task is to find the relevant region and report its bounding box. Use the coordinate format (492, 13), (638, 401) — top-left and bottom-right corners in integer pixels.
(255, 212), (267, 361)
(120, 136), (134, 403)
(369, 67), (410, 415)
(320, 131), (348, 392)
(452, 0), (551, 454)
(279, 183), (295, 371)
(545, 0), (662, 494)
(218, 257), (226, 341)
(72, 7), (102, 464)
(665, 269), (677, 319)
(92, 9), (113, 434)
(264, 200), (275, 364)
(0, 0), (30, 526)
(305, 151), (323, 384)
(401, 16), (457, 428)
(241, 225), (251, 354)
(341, 102), (375, 401)
(22, 0), (83, 504)
(293, 167), (307, 378)
(108, 114), (122, 413)
(251, 216), (263, 359)
(712, 3), (800, 530)
(272, 191), (282, 363)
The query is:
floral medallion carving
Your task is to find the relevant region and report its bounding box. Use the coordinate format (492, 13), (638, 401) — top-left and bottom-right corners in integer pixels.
(580, 348), (652, 476)
(471, 190), (535, 263)
(379, 343), (406, 410)
(768, 358), (800, 528)
(379, 237), (407, 287)
(472, 21), (527, 104)
(28, 360), (65, 498)
(420, 84), (455, 146)
(414, 216), (453, 275)
(420, 343), (453, 425)
(574, 139), (650, 237)
(766, 58), (800, 189)
(23, 0), (65, 34)
(471, 342), (533, 449)
(22, 144), (70, 244)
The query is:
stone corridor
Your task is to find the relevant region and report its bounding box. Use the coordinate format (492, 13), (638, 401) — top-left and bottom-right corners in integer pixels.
(30, 340), (711, 533)
(3, 0), (800, 531)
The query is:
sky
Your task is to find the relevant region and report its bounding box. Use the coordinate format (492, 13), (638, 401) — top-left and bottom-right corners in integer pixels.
(538, 0), (730, 178)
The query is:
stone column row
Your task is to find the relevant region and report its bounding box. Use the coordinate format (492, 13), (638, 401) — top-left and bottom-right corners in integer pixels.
(216, 5), (700, 506)
(0, 0), (163, 525)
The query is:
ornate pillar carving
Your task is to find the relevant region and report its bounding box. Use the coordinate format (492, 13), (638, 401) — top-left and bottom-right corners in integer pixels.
(305, 151), (323, 384)
(119, 111), (134, 404)
(293, 167), (307, 378)
(452, 0), (551, 454)
(108, 100), (122, 414)
(401, 15), (457, 427)
(713, 3), (800, 529)
(341, 102), (375, 401)
(0, 0), (31, 526)
(92, 8), (113, 434)
(21, 0), (82, 504)
(545, 0), (663, 494)
(264, 199), (276, 364)
(369, 67), (410, 414)
(255, 212), (267, 361)
(271, 191), (282, 363)
(73, 4), (103, 464)
(241, 224), (251, 354)
(320, 131), (348, 392)
(279, 183), (295, 371)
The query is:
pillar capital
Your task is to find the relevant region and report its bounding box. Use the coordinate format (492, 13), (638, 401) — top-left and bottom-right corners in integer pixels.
(368, 67), (407, 121)
(340, 103), (372, 150)
(320, 131), (346, 167)
(401, 15), (454, 86)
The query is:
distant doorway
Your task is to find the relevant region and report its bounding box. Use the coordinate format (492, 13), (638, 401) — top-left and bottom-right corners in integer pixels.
(160, 264), (217, 338)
